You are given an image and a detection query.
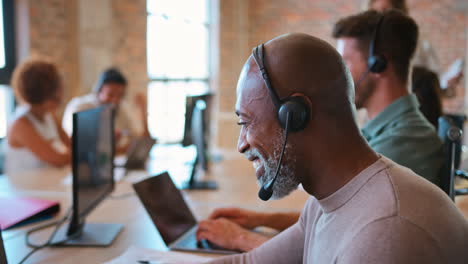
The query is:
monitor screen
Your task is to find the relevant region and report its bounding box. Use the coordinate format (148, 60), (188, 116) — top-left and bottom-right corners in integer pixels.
(0, 0), (6, 69)
(72, 106), (114, 219)
(0, 229), (7, 263)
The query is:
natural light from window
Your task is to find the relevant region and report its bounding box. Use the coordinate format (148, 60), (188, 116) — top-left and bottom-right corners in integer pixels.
(147, 0), (210, 143)
(0, 85), (12, 138)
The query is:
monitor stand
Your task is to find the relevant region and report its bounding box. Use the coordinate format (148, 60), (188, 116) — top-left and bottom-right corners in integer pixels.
(184, 180), (218, 190)
(183, 156), (217, 190)
(51, 222), (123, 247)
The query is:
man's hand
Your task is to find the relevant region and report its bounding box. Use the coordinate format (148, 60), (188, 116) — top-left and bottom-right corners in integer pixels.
(209, 207), (266, 229)
(447, 72), (463, 90)
(196, 218), (268, 252)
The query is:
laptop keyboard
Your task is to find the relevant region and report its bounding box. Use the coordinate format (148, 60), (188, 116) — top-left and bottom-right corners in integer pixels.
(173, 227), (226, 250)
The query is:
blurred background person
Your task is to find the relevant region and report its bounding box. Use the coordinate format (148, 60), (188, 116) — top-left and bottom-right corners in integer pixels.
(4, 58), (71, 174)
(62, 68), (150, 154)
(411, 66), (443, 129)
(368, 0), (464, 96)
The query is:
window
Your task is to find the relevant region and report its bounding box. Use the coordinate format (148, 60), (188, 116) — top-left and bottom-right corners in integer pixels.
(0, 0), (16, 138)
(0, 85), (13, 138)
(146, 0), (210, 143)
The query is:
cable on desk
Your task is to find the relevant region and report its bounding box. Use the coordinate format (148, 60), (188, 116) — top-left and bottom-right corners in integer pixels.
(18, 207), (73, 264)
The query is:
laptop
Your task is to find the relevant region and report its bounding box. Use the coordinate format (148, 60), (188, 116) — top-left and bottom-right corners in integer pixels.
(116, 137), (156, 170)
(0, 230), (8, 264)
(132, 172), (238, 254)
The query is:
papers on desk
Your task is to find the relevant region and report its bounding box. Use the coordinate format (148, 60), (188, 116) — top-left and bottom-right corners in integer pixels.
(0, 196), (60, 230)
(440, 58), (464, 89)
(104, 246), (215, 264)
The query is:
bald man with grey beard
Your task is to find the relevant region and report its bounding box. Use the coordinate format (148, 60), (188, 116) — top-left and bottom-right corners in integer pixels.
(196, 33), (468, 263)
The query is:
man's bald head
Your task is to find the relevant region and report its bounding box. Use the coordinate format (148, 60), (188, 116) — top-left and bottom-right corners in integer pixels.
(239, 33), (356, 127)
(236, 33), (364, 199)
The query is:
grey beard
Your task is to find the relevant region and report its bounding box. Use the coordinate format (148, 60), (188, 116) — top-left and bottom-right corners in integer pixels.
(249, 130), (300, 200)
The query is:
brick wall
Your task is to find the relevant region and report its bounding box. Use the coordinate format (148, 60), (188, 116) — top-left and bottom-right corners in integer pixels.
(111, 0), (148, 96)
(28, 0), (79, 106)
(23, 0), (147, 112)
(20, 0), (467, 152)
(215, 0), (467, 151)
(407, 0), (468, 113)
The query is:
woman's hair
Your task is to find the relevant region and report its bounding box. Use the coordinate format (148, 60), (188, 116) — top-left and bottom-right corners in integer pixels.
(11, 58), (62, 105)
(93, 67), (127, 93)
(412, 66), (443, 128)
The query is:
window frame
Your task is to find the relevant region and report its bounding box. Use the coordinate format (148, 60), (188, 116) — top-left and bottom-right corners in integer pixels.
(146, 0), (212, 143)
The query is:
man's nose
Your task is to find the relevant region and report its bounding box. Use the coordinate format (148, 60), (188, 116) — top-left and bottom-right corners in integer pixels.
(237, 128), (249, 154)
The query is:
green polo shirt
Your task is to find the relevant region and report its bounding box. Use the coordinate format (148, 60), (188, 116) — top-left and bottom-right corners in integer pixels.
(362, 94), (444, 186)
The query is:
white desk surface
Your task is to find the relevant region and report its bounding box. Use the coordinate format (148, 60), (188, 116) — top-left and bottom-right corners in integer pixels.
(0, 146), (309, 264)
(1, 145), (467, 263)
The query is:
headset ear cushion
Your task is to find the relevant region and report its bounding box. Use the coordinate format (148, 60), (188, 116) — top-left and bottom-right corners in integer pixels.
(278, 96), (310, 132)
(368, 55), (387, 73)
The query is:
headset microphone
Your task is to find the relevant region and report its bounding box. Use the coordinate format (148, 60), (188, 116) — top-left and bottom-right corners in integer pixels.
(252, 43), (310, 201)
(258, 112), (291, 201)
(355, 68), (371, 90)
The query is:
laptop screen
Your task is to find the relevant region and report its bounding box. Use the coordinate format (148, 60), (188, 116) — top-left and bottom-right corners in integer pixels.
(125, 137), (156, 167)
(132, 172), (197, 245)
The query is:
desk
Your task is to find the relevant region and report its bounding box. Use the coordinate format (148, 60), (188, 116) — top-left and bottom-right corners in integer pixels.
(1, 150), (309, 263)
(2, 145), (468, 263)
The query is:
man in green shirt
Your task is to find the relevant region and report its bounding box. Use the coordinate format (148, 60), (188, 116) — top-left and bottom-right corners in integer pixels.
(333, 10), (443, 185)
(360, 94), (443, 185)
(196, 10), (444, 252)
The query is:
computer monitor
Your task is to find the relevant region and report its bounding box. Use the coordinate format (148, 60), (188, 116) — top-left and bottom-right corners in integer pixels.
(185, 99), (217, 190)
(52, 106), (123, 246)
(182, 93), (212, 148)
(0, 229), (7, 264)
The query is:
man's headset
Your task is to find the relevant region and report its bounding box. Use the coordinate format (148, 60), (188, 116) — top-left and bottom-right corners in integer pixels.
(355, 13), (388, 86)
(251, 44), (310, 201)
(368, 14), (388, 73)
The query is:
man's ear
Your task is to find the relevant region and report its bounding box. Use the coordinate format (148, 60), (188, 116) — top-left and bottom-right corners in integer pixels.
(371, 58), (392, 79)
(285, 92), (312, 132)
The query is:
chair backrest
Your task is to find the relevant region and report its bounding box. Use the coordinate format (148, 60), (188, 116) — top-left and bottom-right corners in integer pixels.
(438, 114), (465, 168)
(438, 115), (464, 200)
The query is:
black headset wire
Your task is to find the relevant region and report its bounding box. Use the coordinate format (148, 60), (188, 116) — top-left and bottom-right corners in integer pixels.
(18, 207), (74, 264)
(259, 112), (290, 200)
(355, 68), (372, 89)
(253, 44), (282, 109)
(273, 112), (290, 180)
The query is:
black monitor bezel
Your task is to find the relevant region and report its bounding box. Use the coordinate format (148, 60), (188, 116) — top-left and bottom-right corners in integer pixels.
(68, 106), (115, 236)
(0, 229), (7, 263)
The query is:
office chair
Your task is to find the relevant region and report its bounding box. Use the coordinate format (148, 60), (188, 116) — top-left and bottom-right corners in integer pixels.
(438, 115), (468, 200)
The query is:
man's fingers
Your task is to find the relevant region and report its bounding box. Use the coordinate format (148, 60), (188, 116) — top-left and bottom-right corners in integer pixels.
(196, 227), (217, 243)
(197, 220), (213, 231)
(210, 207), (240, 219)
